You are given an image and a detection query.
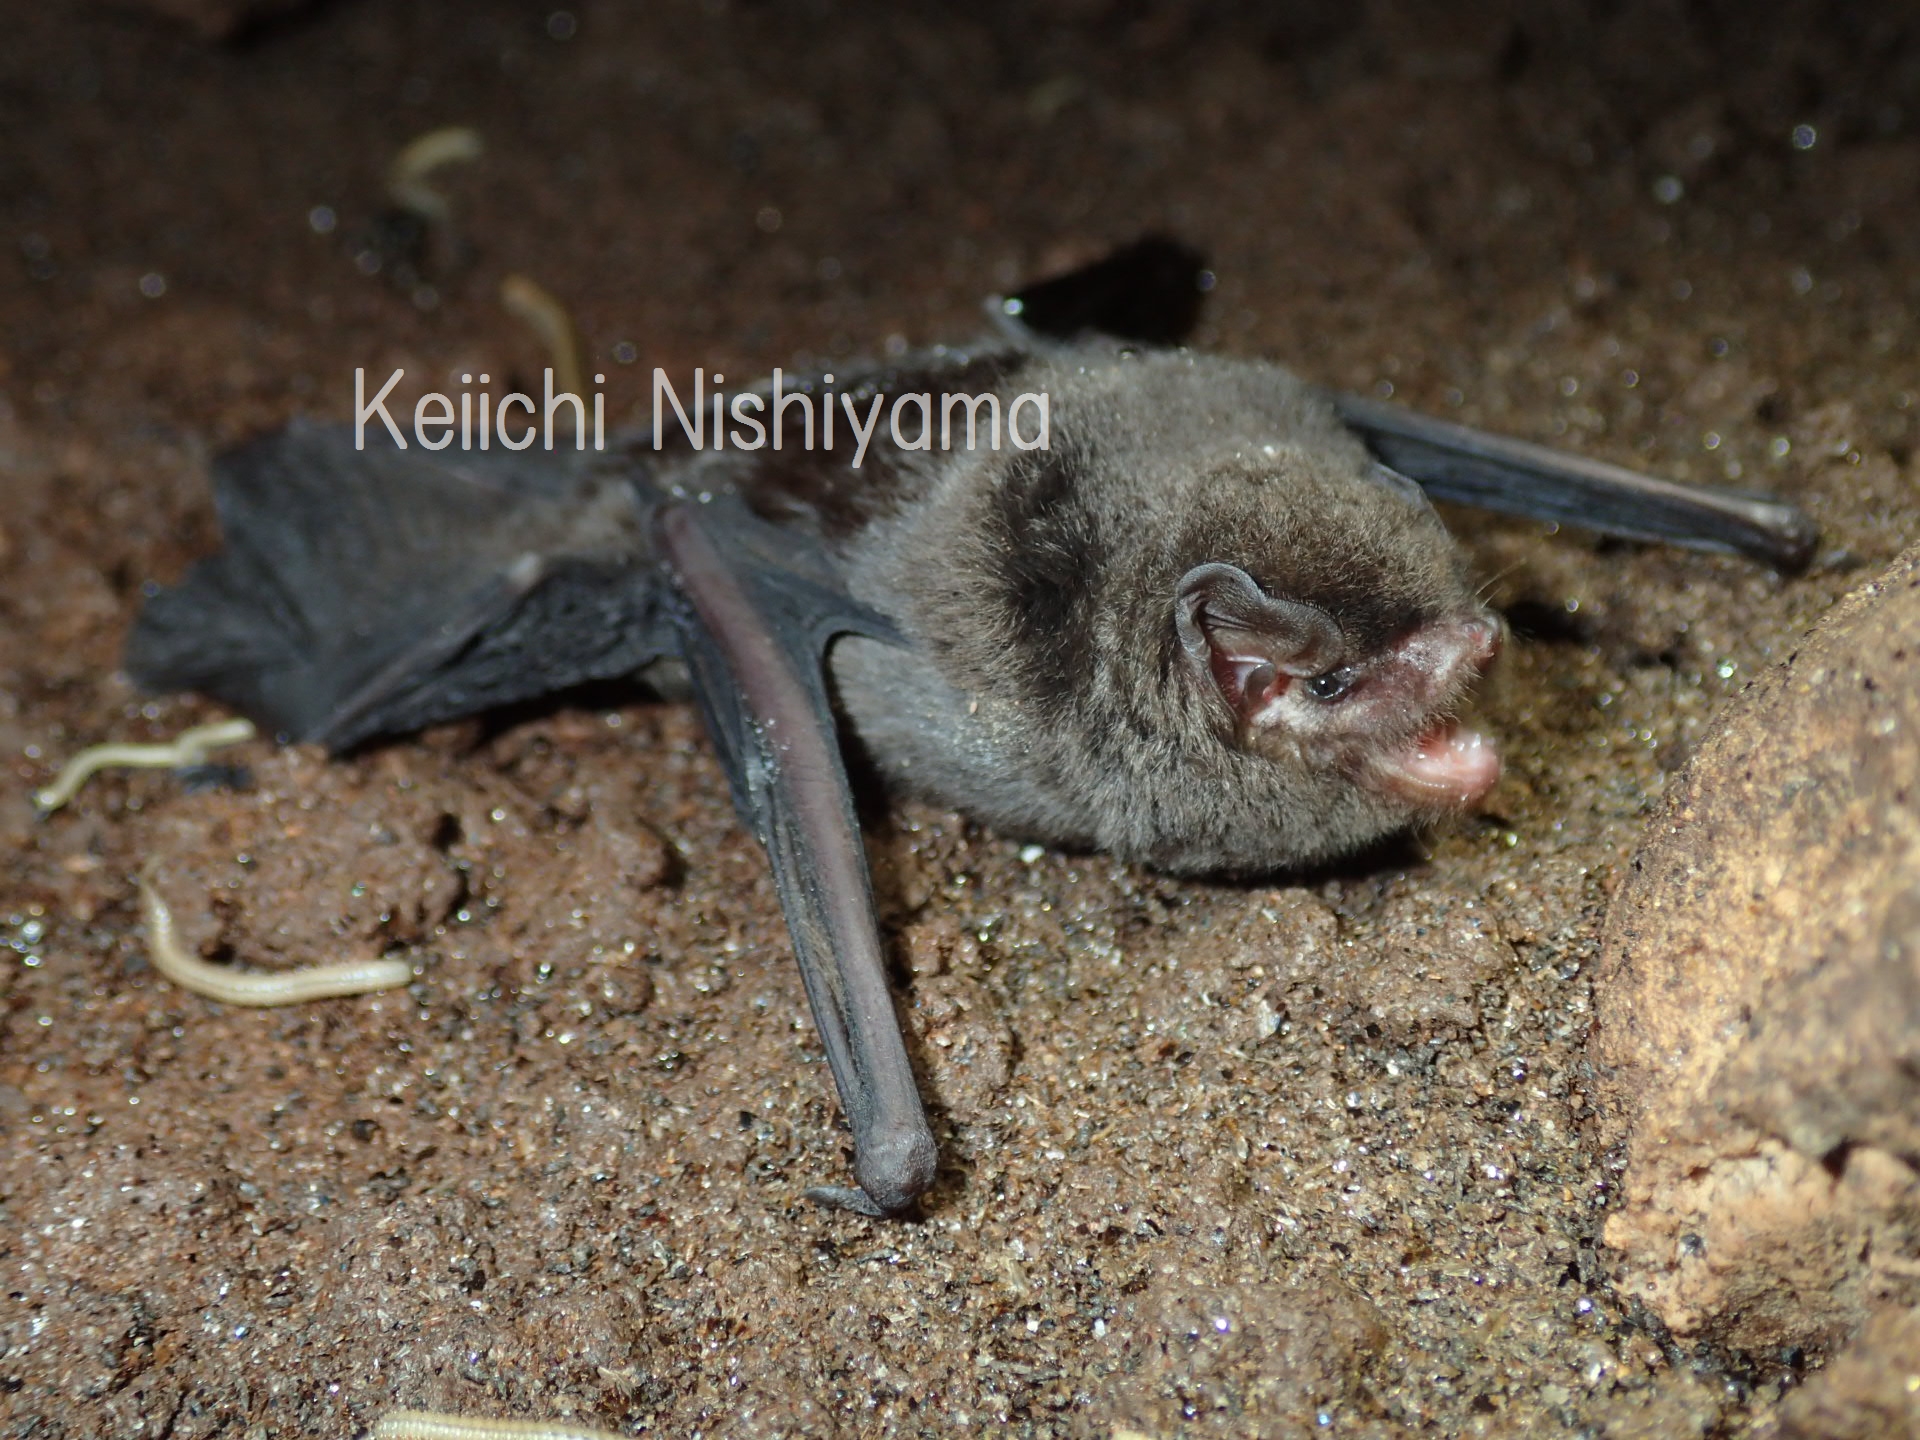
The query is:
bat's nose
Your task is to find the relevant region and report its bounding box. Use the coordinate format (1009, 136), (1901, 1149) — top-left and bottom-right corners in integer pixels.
(1465, 615), (1505, 669)
(1400, 613), (1504, 687)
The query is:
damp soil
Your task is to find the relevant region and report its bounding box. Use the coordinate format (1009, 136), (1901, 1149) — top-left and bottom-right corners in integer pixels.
(2, 3), (1916, 1436)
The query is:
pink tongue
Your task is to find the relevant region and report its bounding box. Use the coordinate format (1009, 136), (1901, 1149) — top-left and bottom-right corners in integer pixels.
(1378, 722), (1501, 806)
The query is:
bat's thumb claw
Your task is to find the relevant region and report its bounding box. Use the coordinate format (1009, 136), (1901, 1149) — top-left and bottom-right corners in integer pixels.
(804, 1121), (938, 1218)
(802, 1184), (897, 1218)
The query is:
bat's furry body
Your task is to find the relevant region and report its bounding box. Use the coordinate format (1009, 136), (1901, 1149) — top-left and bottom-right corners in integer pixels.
(819, 344), (1497, 874)
(125, 245), (1811, 1213)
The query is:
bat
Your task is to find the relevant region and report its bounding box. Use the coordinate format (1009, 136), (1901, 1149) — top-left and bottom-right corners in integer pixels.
(124, 239), (1816, 1216)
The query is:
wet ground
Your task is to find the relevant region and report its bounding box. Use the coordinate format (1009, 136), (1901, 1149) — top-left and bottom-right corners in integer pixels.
(2, 2), (1916, 1435)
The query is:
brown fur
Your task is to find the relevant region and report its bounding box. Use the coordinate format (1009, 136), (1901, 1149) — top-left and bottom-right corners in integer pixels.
(825, 344), (1494, 875)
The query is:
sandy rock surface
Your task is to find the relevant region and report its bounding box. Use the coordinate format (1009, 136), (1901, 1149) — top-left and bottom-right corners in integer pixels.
(1596, 545), (1920, 1355)
(1759, 1304), (1920, 1440)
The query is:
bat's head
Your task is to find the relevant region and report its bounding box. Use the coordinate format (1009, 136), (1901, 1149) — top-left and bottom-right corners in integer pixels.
(1139, 443), (1504, 869)
(1175, 549), (1500, 795)
(1173, 467), (1500, 805)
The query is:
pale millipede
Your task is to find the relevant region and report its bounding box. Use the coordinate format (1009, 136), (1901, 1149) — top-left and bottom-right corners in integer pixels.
(385, 124), (484, 228)
(370, 1409), (628, 1440)
(500, 272), (585, 402)
(34, 716), (257, 813)
(138, 868), (414, 1007)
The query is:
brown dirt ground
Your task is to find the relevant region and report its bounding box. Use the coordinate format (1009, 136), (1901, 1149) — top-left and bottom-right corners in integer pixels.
(2, 2), (1916, 1435)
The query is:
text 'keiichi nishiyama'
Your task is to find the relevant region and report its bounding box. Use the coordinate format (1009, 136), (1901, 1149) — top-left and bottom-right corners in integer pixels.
(354, 368), (1050, 468)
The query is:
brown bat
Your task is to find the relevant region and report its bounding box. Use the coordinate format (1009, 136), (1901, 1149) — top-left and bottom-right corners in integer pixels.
(125, 240), (1815, 1216)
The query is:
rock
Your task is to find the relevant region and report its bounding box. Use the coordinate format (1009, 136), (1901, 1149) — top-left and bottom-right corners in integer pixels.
(1761, 1305), (1920, 1440)
(1593, 547), (1920, 1355)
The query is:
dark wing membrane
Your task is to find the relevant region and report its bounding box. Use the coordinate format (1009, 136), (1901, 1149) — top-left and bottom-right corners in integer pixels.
(997, 234), (1210, 347)
(997, 237), (1815, 572)
(1333, 393), (1818, 572)
(653, 494), (934, 1217)
(126, 421), (670, 750)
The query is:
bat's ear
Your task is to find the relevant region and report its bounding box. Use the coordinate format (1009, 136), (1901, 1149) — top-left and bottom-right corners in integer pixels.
(1370, 462), (1437, 512)
(1175, 563), (1342, 720)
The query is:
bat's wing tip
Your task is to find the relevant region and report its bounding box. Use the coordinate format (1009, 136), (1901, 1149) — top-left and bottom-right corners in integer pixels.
(1333, 390), (1823, 574)
(1761, 507), (1821, 574)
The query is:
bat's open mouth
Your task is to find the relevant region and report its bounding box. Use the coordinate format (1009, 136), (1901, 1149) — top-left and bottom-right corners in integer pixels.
(1349, 611), (1503, 810)
(1370, 719), (1500, 808)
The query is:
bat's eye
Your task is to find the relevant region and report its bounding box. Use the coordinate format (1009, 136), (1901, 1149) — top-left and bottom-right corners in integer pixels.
(1306, 667), (1357, 702)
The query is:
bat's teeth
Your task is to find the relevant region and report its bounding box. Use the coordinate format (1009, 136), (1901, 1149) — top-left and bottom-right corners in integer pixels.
(1370, 721), (1501, 808)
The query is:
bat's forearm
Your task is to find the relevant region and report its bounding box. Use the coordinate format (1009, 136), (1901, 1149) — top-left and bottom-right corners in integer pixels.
(655, 502), (936, 1215)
